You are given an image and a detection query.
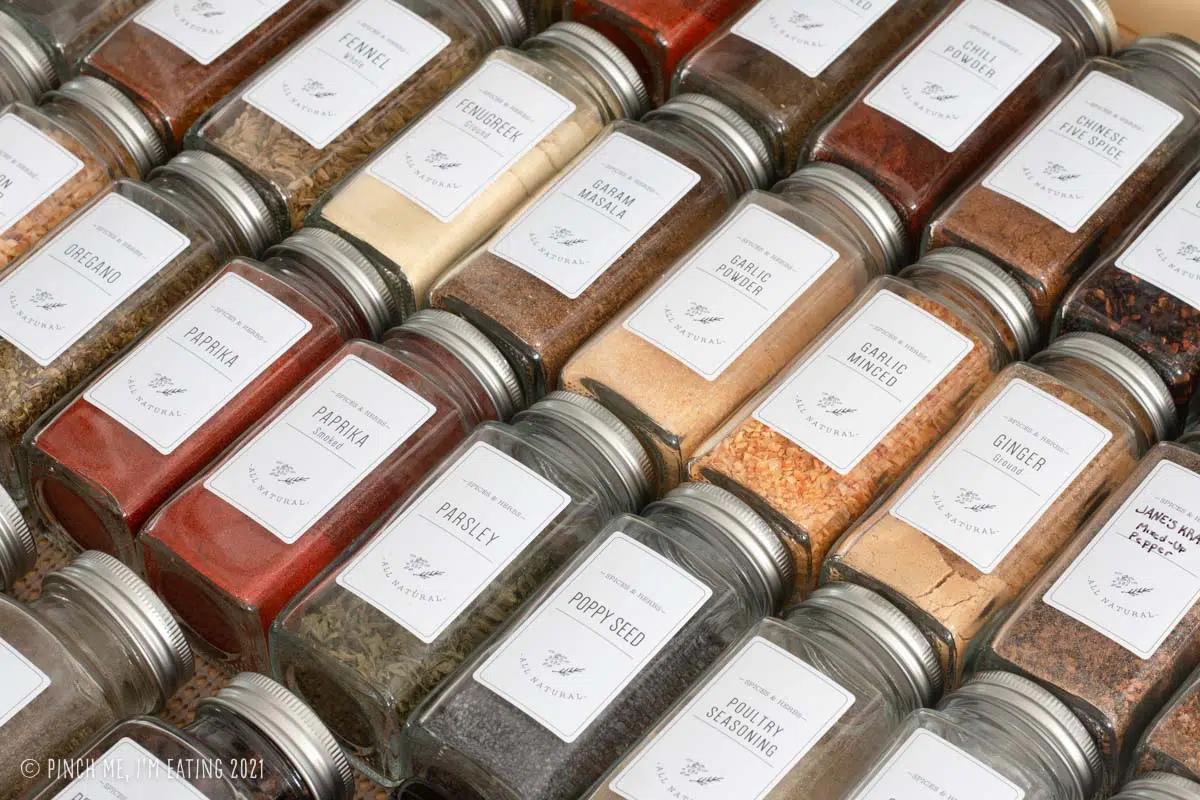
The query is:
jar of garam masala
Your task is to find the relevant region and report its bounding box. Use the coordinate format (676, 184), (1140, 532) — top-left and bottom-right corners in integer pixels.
(926, 35), (1200, 328)
(692, 248), (1038, 596)
(587, 582), (940, 800)
(560, 161), (906, 493)
(139, 309), (523, 670)
(24, 227), (399, 567)
(823, 332), (1176, 687)
(0, 550), (193, 800)
(30, 672), (353, 800)
(1116, 774), (1200, 800)
(400, 482), (793, 800)
(804, 0), (1118, 248)
(430, 92), (773, 404)
(1133, 663), (1200, 783)
(271, 391), (653, 785)
(186, 0), (527, 231)
(308, 21), (648, 315)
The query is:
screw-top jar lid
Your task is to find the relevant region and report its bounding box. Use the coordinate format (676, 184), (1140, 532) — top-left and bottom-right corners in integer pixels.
(476, 0), (527, 46)
(49, 77), (165, 176)
(200, 672), (353, 800)
(1064, 0), (1119, 55)
(0, 11), (55, 103)
(0, 485), (33, 592)
(268, 228), (399, 338)
(1116, 773), (1200, 800)
(44, 551), (193, 703)
(646, 94), (773, 191)
(527, 22), (648, 118)
(1123, 35), (1200, 83)
(397, 310), (523, 419)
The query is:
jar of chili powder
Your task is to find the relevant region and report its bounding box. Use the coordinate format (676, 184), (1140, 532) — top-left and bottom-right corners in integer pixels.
(139, 310), (523, 670)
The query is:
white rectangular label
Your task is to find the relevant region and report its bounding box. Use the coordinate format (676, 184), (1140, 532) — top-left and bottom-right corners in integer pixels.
(474, 532), (713, 742)
(83, 272), (313, 455)
(754, 290), (974, 474)
(624, 205), (843, 380)
(890, 378), (1112, 573)
(135, 0), (292, 65)
(243, 0), (451, 149)
(0, 635), (50, 728)
(49, 738), (208, 800)
(0, 113), (84, 236)
(1045, 460), (1200, 659)
(610, 636), (855, 800)
(983, 72), (1184, 233)
(850, 729), (1024, 800)
(1113, 171), (1200, 308)
(337, 441), (572, 643)
(864, 0), (1060, 151)
(204, 353), (436, 544)
(0, 193), (190, 366)
(732, 0), (901, 78)
(488, 133), (700, 299)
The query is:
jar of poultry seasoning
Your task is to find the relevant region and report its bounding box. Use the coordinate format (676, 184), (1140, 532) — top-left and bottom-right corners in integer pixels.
(926, 36), (1200, 328)
(0, 550), (192, 800)
(560, 161), (906, 493)
(186, 0), (526, 231)
(0, 149), (282, 505)
(586, 582), (940, 800)
(309, 21), (648, 315)
(430, 92), (772, 404)
(691, 248), (1038, 596)
(1133, 665), (1200, 783)
(400, 482), (792, 800)
(804, 0), (1117, 248)
(1116, 774), (1200, 800)
(30, 672), (353, 800)
(271, 391), (653, 785)
(139, 310), (523, 671)
(822, 332), (1176, 687)
(23, 227), (398, 567)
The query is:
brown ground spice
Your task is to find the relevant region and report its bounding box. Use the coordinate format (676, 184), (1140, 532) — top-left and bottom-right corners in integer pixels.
(1136, 668), (1200, 782)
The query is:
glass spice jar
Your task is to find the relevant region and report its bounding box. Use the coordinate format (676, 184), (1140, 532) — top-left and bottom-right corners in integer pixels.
(399, 482), (793, 800)
(23, 227), (399, 567)
(822, 332), (1176, 687)
(585, 582), (941, 800)
(0, 550), (193, 800)
(691, 248), (1038, 596)
(430, 92), (773, 404)
(1133, 665), (1200, 783)
(804, 0), (1118, 248)
(30, 672), (353, 800)
(186, 0), (526, 233)
(926, 36), (1200, 328)
(559, 161), (906, 494)
(308, 21), (648, 316)
(139, 310), (523, 671)
(1116, 774), (1200, 800)
(271, 390), (653, 785)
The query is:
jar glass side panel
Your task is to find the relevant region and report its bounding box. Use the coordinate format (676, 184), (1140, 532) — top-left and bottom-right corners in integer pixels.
(1133, 671), (1200, 782)
(6, 0), (153, 69)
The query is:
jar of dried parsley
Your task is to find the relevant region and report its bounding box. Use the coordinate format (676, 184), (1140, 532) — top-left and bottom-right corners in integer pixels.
(139, 310), (523, 671)
(430, 93), (772, 404)
(1135, 673), (1200, 784)
(691, 247), (1038, 596)
(927, 35), (1200, 328)
(560, 161), (905, 493)
(186, 0), (526, 231)
(402, 482), (792, 800)
(824, 332), (1175, 687)
(804, 0), (1118, 248)
(1116, 774), (1200, 800)
(309, 21), (648, 315)
(271, 390), (652, 785)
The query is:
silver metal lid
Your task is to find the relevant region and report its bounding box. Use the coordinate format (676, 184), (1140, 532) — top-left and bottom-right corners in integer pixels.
(803, 583), (941, 703)
(646, 93), (773, 191)
(519, 391), (653, 510)
(0, 485), (33, 592)
(1116, 774), (1200, 800)
(528, 22), (648, 118)
(1041, 332), (1176, 442)
(49, 76), (165, 176)
(0, 11), (55, 103)
(476, 0), (527, 45)
(44, 551), (193, 703)
(1064, 0), (1119, 55)
(908, 247), (1038, 359)
(200, 672), (353, 800)
(1124, 35), (1200, 82)
(652, 482), (793, 610)
(398, 310), (523, 418)
(268, 228), (399, 338)
(956, 671), (1101, 796)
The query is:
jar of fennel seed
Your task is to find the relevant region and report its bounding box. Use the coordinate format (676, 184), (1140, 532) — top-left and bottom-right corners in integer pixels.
(400, 482), (793, 800)
(823, 332), (1176, 687)
(186, 0), (527, 231)
(691, 248), (1038, 597)
(1133, 665), (1200, 783)
(1116, 775), (1200, 800)
(271, 391), (653, 785)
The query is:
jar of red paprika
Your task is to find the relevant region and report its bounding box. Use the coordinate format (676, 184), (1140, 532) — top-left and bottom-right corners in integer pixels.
(139, 310), (523, 670)
(23, 227), (400, 568)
